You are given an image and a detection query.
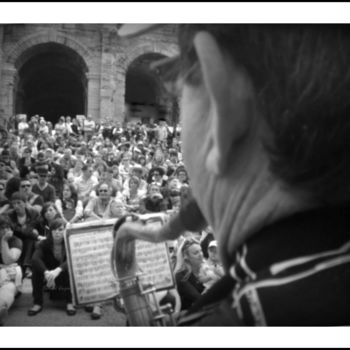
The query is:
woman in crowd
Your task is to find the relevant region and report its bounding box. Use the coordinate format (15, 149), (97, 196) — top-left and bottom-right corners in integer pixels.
(174, 237), (216, 311)
(28, 218), (76, 316)
(0, 215), (22, 325)
(40, 202), (62, 238)
(55, 182), (83, 224)
(122, 176), (143, 213)
(84, 182), (115, 220)
(66, 158), (84, 184)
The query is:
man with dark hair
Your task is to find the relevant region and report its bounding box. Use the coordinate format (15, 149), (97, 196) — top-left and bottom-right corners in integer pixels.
(19, 177), (44, 214)
(114, 24), (350, 326)
(8, 192), (42, 276)
(32, 167), (56, 204)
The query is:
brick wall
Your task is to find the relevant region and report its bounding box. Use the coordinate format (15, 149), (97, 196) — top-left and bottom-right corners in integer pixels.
(0, 24), (178, 125)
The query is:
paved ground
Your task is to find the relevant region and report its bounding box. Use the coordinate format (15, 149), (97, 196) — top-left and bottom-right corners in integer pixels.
(4, 278), (127, 327)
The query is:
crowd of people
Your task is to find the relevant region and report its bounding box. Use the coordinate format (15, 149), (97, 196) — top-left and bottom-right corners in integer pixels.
(0, 113), (223, 325)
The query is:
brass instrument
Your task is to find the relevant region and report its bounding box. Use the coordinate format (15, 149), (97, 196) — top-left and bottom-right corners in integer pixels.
(111, 214), (180, 326)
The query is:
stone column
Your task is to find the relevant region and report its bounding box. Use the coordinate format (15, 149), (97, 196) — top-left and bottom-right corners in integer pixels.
(114, 70), (126, 124)
(0, 26), (4, 87)
(0, 64), (17, 122)
(86, 72), (100, 121)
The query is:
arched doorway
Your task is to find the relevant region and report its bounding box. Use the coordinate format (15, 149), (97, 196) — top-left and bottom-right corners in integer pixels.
(125, 52), (177, 124)
(14, 42), (88, 125)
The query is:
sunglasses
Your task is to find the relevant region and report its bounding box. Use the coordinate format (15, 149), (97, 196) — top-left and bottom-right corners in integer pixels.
(99, 189), (109, 193)
(21, 184), (31, 188)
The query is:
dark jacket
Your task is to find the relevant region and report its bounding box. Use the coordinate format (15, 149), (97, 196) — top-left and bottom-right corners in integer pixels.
(178, 205), (350, 326)
(31, 238), (68, 274)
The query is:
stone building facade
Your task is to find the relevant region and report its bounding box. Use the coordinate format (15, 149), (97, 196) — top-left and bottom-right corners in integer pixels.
(0, 24), (179, 126)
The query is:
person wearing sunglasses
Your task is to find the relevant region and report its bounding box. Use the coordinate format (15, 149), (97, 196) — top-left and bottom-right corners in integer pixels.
(19, 178), (44, 214)
(115, 24), (350, 326)
(84, 182), (115, 221)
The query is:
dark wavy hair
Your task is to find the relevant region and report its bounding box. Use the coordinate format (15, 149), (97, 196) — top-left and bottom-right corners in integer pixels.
(62, 182), (78, 210)
(178, 24), (350, 205)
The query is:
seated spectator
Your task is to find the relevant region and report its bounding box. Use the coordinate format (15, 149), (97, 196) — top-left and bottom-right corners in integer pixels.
(105, 198), (127, 219)
(0, 215), (23, 326)
(59, 149), (76, 178)
(147, 166), (168, 189)
(123, 164), (147, 196)
(8, 192), (43, 277)
(175, 165), (189, 185)
(139, 183), (168, 214)
(40, 202), (62, 238)
(74, 164), (98, 206)
(55, 183), (83, 224)
(84, 182), (115, 221)
(174, 237), (206, 311)
(122, 176), (143, 213)
(0, 156), (17, 181)
(118, 153), (132, 182)
(18, 147), (36, 178)
(162, 178), (182, 212)
(19, 177), (44, 214)
(205, 240), (224, 284)
(32, 167), (56, 204)
(28, 218), (76, 317)
(44, 149), (65, 199)
(67, 159), (84, 184)
(27, 171), (39, 195)
(0, 179), (10, 215)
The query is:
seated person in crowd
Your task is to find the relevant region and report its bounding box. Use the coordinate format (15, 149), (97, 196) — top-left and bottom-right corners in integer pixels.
(28, 218), (76, 317)
(123, 164), (147, 197)
(74, 164), (98, 206)
(139, 183), (168, 214)
(0, 215), (22, 326)
(95, 167), (122, 197)
(105, 199), (127, 219)
(44, 149), (65, 199)
(55, 182), (83, 224)
(66, 159), (84, 184)
(122, 176), (143, 213)
(19, 177), (44, 214)
(0, 179), (10, 215)
(174, 237), (206, 311)
(8, 192), (43, 277)
(40, 202), (63, 238)
(84, 182), (115, 221)
(32, 167), (56, 204)
(18, 147), (36, 179)
(203, 240), (224, 289)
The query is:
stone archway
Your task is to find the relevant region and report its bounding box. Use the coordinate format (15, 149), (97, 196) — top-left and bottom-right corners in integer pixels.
(1, 30), (95, 123)
(121, 42), (179, 124)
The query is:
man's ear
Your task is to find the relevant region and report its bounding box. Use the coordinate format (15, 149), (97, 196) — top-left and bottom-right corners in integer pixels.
(193, 31), (255, 175)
